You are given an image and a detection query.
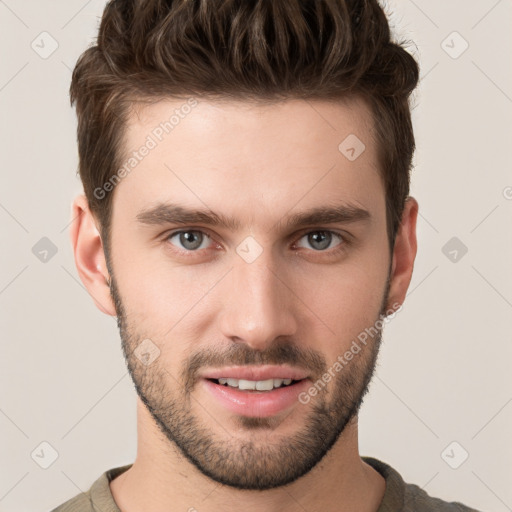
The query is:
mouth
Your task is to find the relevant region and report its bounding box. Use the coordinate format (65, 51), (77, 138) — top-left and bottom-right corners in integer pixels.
(205, 377), (306, 392)
(201, 376), (311, 418)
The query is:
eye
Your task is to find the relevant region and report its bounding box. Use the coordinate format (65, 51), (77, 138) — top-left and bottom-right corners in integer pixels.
(295, 230), (345, 251)
(163, 228), (347, 255)
(166, 230), (212, 251)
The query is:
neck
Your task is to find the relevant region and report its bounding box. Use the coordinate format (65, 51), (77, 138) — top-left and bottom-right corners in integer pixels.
(110, 400), (386, 512)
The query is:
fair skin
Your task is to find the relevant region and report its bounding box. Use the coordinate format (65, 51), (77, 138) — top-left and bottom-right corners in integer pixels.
(70, 96), (418, 512)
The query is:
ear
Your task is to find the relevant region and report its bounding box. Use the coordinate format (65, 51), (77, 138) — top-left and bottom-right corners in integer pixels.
(386, 196), (419, 311)
(69, 194), (116, 316)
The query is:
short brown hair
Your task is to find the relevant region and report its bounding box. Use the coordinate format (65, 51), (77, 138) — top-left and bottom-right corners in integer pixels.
(70, 0), (419, 259)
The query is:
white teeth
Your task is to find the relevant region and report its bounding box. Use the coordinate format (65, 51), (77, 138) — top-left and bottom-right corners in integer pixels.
(255, 379), (274, 391)
(216, 377), (295, 390)
(239, 379), (257, 390)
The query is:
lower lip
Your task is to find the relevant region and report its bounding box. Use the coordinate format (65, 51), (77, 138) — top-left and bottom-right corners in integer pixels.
(202, 378), (311, 418)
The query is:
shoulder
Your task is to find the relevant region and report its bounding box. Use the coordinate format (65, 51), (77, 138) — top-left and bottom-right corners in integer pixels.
(49, 464), (132, 512)
(362, 456), (483, 512)
(402, 480), (482, 512)
(50, 491), (95, 512)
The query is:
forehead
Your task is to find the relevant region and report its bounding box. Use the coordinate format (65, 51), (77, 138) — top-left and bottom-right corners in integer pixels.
(112, 96), (383, 228)
(126, 95), (376, 152)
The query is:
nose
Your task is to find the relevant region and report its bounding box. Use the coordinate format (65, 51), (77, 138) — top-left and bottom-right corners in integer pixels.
(218, 248), (298, 351)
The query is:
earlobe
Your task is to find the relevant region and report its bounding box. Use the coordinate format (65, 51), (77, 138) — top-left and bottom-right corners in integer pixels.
(69, 194), (116, 316)
(386, 196), (419, 310)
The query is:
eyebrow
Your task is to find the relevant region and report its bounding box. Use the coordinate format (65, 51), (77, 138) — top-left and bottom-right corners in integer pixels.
(136, 201), (371, 232)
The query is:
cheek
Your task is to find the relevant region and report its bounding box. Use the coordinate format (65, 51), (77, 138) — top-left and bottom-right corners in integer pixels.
(112, 245), (222, 339)
(296, 257), (388, 349)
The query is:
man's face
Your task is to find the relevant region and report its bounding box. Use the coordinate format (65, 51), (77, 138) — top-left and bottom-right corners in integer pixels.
(106, 97), (394, 490)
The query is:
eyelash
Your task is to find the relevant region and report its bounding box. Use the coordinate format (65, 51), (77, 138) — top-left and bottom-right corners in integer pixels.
(162, 228), (350, 256)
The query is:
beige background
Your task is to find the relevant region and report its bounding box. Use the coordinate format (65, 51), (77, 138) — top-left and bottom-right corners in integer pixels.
(1, 0), (511, 510)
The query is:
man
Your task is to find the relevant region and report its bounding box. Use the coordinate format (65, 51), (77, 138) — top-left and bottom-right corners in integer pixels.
(53, 0), (482, 510)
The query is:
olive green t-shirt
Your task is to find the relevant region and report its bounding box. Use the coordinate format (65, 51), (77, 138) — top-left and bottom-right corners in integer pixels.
(51, 456), (482, 511)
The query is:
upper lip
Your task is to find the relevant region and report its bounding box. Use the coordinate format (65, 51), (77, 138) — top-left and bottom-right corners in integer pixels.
(201, 365), (309, 381)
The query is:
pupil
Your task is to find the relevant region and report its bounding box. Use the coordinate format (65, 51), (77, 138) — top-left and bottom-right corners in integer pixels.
(181, 231), (202, 250)
(309, 231), (331, 250)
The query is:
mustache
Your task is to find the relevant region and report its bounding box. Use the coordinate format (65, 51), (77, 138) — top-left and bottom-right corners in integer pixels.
(182, 340), (327, 391)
